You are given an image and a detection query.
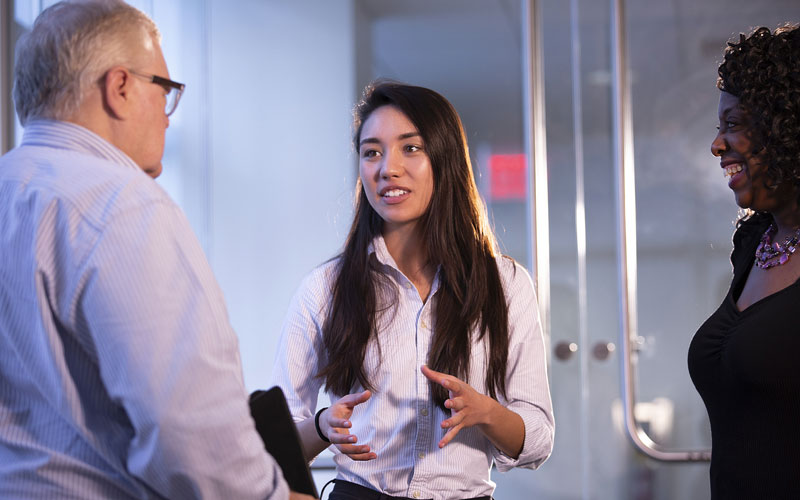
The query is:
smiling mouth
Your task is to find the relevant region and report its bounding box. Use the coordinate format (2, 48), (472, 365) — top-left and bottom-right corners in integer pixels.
(382, 189), (410, 198)
(723, 163), (743, 178)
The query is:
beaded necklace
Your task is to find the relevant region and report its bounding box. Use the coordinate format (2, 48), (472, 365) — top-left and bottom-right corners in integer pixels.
(754, 224), (800, 269)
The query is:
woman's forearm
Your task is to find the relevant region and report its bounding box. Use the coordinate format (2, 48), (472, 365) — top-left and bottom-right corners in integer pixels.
(297, 413), (331, 462)
(478, 401), (525, 459)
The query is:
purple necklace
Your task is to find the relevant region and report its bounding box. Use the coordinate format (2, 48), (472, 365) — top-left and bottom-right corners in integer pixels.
(754, 224), (800, 269)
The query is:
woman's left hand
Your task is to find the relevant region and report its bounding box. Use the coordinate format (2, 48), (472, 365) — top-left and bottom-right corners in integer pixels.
(421, 365), (497, 448)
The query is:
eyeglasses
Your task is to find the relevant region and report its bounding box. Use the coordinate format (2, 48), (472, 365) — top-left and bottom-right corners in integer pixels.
(129, 70), (185, 117)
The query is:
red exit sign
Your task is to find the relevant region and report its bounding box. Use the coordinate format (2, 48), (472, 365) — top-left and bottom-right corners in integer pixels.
(489, 154), (526, 200)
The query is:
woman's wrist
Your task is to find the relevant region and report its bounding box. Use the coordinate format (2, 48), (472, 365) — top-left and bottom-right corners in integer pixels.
(478, 396), (513, 433)
(315, 407), (330, 443)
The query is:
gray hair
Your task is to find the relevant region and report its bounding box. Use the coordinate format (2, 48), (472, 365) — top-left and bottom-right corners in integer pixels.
(13, 0), (160, 125)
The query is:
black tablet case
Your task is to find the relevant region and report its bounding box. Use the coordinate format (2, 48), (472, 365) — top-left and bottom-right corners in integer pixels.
(249, 386), (319, 498)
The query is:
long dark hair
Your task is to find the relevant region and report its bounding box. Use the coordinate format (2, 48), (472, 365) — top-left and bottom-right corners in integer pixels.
(316, 81), (511, 408)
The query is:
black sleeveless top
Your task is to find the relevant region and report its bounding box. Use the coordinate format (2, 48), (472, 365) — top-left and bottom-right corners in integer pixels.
(688, 213), (800, 499)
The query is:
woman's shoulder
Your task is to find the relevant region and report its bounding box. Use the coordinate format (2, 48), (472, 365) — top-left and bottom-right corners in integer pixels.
(494, 254), (537, 299)
(293, 257), (342, 305)
(493, 255), (542, 342)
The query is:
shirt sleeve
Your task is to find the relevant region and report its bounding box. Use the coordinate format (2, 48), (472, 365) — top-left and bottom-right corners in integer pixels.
(76, 195), (288, 500)
(492, 260), (555, 472)
(270, 267), (330, 425)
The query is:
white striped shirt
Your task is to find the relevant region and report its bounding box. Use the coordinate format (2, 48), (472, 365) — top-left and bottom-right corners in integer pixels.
(273, 236), (554, 500)
(0, 120), (288, 500)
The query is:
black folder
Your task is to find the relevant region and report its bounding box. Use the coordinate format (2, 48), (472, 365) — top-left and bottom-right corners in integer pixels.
(249, 386), (319, 498)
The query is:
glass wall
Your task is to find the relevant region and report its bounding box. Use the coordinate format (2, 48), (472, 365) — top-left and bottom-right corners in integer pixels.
(536, 0), (800, 498)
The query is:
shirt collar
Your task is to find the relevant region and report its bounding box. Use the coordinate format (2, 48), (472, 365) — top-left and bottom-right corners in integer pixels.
(368, 234), (401, 270)
(21, 119), (141, 172)
(367, 234), (442, 297)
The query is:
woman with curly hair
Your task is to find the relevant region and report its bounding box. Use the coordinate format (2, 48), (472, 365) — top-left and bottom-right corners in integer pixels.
(689, 24), (800, 498)
(271, 81), (554, 500)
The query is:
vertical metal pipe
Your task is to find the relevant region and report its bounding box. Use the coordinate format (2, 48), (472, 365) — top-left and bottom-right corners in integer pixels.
(522, 0), (551, 343)
(200, 0), (214, 259)
(0, 0), (11, 154)
(568, 0), (591, 495)
(610, 0), (710, 462)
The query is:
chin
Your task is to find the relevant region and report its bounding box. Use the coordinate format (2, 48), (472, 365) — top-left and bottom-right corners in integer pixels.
(733, 192), (753, 210)
(144, 163), (163, 179)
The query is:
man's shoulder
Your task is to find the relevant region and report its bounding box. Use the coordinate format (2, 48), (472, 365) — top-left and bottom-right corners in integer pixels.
(0, 144), (175, 228)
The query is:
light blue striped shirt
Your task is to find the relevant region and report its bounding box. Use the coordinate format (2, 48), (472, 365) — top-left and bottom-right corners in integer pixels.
(0, 120), (288, 499)
(273, 236), (554, 500)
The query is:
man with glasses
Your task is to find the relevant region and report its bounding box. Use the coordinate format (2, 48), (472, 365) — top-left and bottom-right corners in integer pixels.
(0, 1), (309, 499)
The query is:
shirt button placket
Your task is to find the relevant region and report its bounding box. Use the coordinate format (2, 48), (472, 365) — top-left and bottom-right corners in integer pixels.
(410, 302), (431, 498)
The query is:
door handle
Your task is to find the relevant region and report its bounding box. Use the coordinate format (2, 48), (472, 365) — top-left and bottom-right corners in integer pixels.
(592, 342), (615, 361)
(554, 341), (578, 361)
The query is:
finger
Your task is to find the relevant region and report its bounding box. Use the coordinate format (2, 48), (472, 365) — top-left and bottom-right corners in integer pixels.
(328, 431), (358, 445)
(444, 397), (464, 412)
(421, 365), (458, 393)
(344, 451), (377, 461)
(441, 411), (465, 429)
(338, 390), (372, 409)
(438, 424), (463, 448)
(337, 443), (373, 456)
(420, 364), (447, 383)
(325, 416), (352, 429)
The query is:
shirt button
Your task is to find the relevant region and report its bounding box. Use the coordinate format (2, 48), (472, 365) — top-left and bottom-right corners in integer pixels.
(420, 408), (428, 416)
(418, 452), (425, 459)
(413, 492), (420, 498)
(405, 282), (413, 289)
(421, 320), (428, 329)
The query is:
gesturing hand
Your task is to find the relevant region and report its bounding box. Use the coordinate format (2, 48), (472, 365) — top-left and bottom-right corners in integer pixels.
(421, 365), (497, 448)
(319, 390), (377, 461)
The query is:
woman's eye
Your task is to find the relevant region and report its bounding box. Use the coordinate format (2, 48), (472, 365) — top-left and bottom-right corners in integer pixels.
(405, 144), (422, 153)
(361, 149), (381, 159)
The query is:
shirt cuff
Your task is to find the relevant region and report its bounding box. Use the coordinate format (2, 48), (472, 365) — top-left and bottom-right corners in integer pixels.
(492, 403), (554, 472)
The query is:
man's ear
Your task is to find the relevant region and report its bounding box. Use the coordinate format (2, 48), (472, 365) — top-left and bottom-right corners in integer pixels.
(103, 66), (133, 119)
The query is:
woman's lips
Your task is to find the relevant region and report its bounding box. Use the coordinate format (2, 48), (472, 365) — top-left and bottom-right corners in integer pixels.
(381, 188), (411, 204)
(723, 162), (746, 189)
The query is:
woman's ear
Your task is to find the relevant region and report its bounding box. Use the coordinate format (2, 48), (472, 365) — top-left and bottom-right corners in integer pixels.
(102, 66), (133, 119)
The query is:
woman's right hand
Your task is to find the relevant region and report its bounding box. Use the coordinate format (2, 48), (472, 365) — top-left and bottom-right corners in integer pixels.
(318, 390), (376, 461)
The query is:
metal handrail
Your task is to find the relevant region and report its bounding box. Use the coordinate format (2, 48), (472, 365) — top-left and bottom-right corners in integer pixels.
(610, 0), (711, 462)
(1, 0), (12, 154)
(523, 0), (551, 342)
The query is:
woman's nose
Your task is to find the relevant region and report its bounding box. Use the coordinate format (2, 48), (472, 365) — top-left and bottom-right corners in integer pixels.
(380, 149), (403, 178)
(710, 131), (726, 157)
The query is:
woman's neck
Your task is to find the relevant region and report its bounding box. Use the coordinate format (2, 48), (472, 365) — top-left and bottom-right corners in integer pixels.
(383, 224), (435, 298)
(769, 201), (800, 240)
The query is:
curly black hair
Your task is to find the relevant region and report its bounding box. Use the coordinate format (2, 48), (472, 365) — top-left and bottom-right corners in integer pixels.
(718, 24), (800, 195)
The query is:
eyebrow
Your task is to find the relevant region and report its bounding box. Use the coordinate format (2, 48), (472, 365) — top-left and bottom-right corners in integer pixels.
(359, 132), (421, 148)
(719, 104), (746, 119)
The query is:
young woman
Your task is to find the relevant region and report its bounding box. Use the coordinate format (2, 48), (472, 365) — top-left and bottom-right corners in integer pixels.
(272, 82), (553, 500)
(689, 25), (800, 499)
